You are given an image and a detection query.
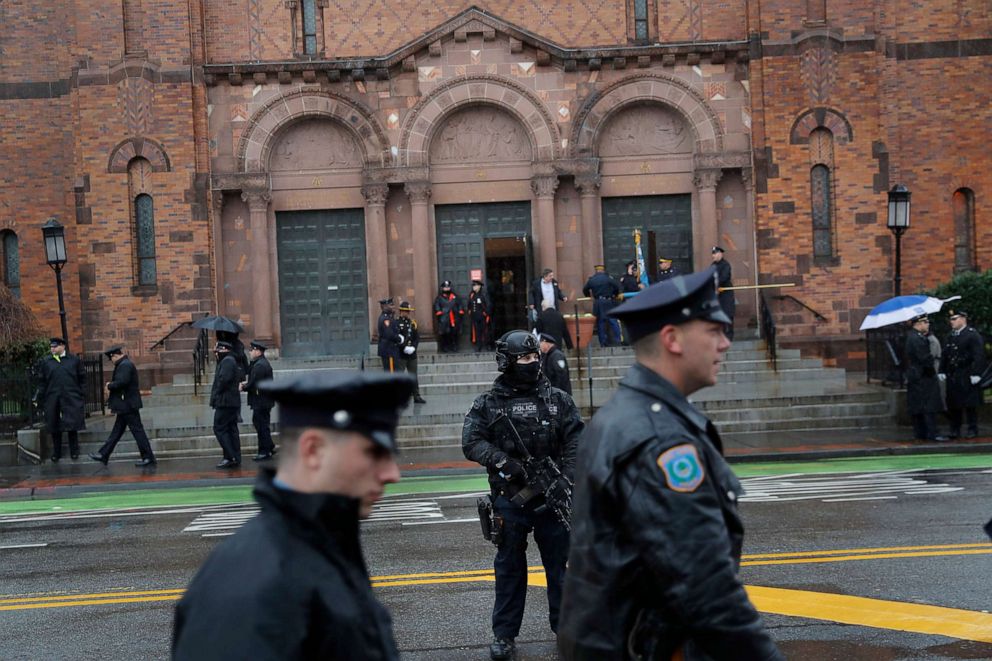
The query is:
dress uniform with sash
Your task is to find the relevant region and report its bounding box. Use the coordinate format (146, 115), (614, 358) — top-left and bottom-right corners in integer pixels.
(558, 268), (782, 661)
(394, 301), (426, 404)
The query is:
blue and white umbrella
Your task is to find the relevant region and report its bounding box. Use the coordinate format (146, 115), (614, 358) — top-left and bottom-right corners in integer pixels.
(859, 295), (961, 331)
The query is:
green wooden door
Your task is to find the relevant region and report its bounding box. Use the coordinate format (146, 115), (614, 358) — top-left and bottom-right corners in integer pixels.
(602, 195), (693, 278)
(276, 209), (368, 356)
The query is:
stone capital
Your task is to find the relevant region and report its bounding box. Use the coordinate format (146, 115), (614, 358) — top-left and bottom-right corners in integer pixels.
(404, 181), (432, 204)
(693, 168), (723, 191)
(361, 183), (390, 206)
(240, 184), (271, 210)
(741, 167), (754, 191)
(212, 191), (225, 214)
(530, 175), (560, 199)
(575, 174), (602, 196)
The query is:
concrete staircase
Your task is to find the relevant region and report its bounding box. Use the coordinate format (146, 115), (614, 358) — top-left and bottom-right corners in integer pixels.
(58, 337), (894, 464)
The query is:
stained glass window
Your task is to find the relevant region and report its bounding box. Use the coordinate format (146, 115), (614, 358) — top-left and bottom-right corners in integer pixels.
(135, 194), (157, 285)
(633, 0), (649, 42)
(2, 231), (19, 298)
(302, 0), (318, 54)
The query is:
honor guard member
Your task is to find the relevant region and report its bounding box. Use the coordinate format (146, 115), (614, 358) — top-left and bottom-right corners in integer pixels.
(377, 298), (401, 372)
(583, 265), (622, 347)
(711, 246), (736, 341)
(558, 268), (783, 661)
(89, 346), (156, 467)
(620, 261), (644, 294)
(36, 337), (86, 462)
(173, 371), (415, 661)
(539, 332), (572, 395)
(905, 315), (947, 441)
(462, 330), (584, 660)
(655, 256), (681, 282)
(395, 301), (427, 404)
(242, 341), (276, 460)
(211, 341), (244, 469)
(941, 310), (986, 438)
(434, 281), (464, 353)
(468, 280), (492, 353)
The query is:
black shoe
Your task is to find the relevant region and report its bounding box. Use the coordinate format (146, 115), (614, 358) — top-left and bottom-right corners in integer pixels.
(89, 452), (108, 466)
(489, 637), (515, 660)
(70, 453), (80, 460)
(964, 430), (979, 439)
(51, 456), (60, 464)
(414, 395), (426, 404)
(216, 459), (240, 469)
(134, 458), (157, 468)
(932, 435), (951, 442)
(253, 452), (273, 461)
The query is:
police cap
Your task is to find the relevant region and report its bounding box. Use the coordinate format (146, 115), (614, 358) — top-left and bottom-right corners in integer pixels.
(214, 340), (234, 352)
(50, 337), (66, 347)
(948, 309), (968, 319)
(103, 345), (124, 358)
(711, 246), (725, 254)
(538, 332), (557, 344)
(398, 300), (414, 311)
(378, 297), (394, 306)
(249, 340), (267, 352)
(608, 267), (731, 343)
(259, 371), (415, 453)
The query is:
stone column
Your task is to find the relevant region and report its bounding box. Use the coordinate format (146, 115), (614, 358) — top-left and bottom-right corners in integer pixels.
(575, 174), (603, 280)
(404, 181), (436, 336)
(211, 191), (226, 314)
(742, 167), (759, 314)
(693, 168), (723, 268)
(530, 175), (560, 274)
(362, 183), (390, 339)
(241, 184), (273, 341)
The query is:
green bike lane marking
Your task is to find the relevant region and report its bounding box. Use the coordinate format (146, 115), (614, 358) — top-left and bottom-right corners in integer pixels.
(1, 453), (990, 516)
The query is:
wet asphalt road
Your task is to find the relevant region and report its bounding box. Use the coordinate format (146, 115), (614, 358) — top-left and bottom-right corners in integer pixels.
(1, 466), (991, 660)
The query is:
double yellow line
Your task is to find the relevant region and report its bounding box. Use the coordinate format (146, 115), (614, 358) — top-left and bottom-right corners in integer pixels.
(0, 589), (185, 611)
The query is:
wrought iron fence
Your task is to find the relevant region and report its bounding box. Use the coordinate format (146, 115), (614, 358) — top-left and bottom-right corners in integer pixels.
(82, 355), (105, 416)
(759, 292), (777, 371)
(192, 328), (210, 396)
(0, 363), (39, 425)
(865, 326), (906, 387)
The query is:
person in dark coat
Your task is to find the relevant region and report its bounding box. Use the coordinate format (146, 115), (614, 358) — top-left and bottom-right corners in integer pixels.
(529, 269), (567, 322)
(619, 260), (644, 295)
(217, 330), (250, 376)
(654, 256), (681, 282)
(558, 269), (783, 661)
(711, 246), (735, 341)
(539, 332), (571, 395)
(434, 280), (463, 353)
(535, 300), (574, 350)
(377, 298), (401, 372)
(242, 340), (276, 460)
(467, 280), (492, 353)
(89, 345), (156, 467)
(941, 309), (986, 438)
(173, 371), (415, 661)
(394, 301), (426, 403)
(905, 315), (947, 441)
(210, 341), (244, 469)
(582, 265), (622, 347)
(36, 337), (86, 462)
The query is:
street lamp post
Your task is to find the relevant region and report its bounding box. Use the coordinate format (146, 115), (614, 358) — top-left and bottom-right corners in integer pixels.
(886, 184), (911, 297)
(42, 218), (70, 347)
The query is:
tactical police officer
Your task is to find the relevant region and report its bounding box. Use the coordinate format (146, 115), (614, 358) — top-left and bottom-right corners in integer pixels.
(173, 371), (414, 660)
(242, 340), (276, 460)
(462, 330), (584, 660)
(582, 264), (622, 347)
(394, 301), (427, 403)
(539, 332), (571, 395)
(558, 268), (783, 661)
(941, 309), (985, 438)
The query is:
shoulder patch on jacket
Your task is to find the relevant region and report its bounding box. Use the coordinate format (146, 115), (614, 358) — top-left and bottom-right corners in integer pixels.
(657, 444), (705, 493)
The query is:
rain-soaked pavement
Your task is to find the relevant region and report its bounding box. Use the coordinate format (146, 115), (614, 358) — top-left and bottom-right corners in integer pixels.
(1, 464), (991, 660)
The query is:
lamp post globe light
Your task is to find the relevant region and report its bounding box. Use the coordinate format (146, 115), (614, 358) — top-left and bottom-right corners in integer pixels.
(41, 218), (70, 347)
(886, 184), (911, 297)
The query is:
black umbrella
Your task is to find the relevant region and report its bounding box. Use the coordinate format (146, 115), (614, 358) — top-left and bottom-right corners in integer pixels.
(191, 315), (244, 334)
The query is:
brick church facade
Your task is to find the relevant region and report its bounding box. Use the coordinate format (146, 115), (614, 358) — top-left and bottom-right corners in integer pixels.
(1, 2), (989, 375)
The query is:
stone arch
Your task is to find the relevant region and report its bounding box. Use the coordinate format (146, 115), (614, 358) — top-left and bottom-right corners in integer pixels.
(399, 75), (560, 167)
(789, 107), (853, 145)
(108, 137), (171, 173)
(570, 74), (724, 157)
(237, 89), (390, 172)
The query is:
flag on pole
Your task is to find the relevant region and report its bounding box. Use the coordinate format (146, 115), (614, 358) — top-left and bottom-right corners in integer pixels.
(634, 229), (650, 288)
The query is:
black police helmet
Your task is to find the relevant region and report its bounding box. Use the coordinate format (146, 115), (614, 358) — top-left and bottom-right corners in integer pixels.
(495, 330), (539, 372)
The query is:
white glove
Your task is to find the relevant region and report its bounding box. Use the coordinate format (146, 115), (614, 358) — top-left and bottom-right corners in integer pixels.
(938, 373), (946, 382)
(396, 334), (405, 344)
(403, 346), (415, 355)
(971, 375), (981, 385)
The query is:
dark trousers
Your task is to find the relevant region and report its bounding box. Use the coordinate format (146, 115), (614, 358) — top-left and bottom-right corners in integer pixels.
(213, 407), (241, 462)
(439, 331), (458, 353)
(97, 411), (154, 460)
(911, 412), (939, 440)
(397, 355), (420, 396)
(51, 430), (79, 459)
(947, 407), (978, 435)
(593, 299), (620, 347)
(492, 495), (569, 639)
(471, 316), (488, 352)
(380, 356), (396, 372)
(252, 407), (274, 454)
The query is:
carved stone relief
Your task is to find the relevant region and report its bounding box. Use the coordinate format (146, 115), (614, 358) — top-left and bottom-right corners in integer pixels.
(429, 107), (532, 164)
(598, 105), (692, 157)
(269, 119), (362, 171)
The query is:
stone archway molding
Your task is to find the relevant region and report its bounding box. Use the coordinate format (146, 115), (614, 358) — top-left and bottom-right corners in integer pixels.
(570, 73), (724, 157)
(237, 89), (391, 172)
(108, 137), (172, 173)
(789, 107), (854, 145)
(398, 75), (561, 166)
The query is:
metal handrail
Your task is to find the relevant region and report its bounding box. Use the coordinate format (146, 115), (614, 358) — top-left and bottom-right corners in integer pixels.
(759, 293), (778, 372)
(148, 321), (192, 351)
(773, 294), (827, 322)
(192, 328), (209, 396)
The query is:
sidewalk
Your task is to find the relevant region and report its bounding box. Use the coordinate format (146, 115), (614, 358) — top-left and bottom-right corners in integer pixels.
(2, 425), (991, 499)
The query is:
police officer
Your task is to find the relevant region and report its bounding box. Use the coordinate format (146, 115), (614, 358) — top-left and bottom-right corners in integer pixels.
(711, 246), (735, 341)
(467, 280), (492, 353)
(434, 281), (463, 353)
(558, 269), (783, 661)
(394, 301), (426, 404)
(211, 341), (243, 469)
(582, 264), (622, 347)
(377, 298), (400, 371)
(539, 332), (571, 395)
(619, 260), (643, 295)
(462, 330), (584, 660)
(655, 256), (681, 282)
(89, 345), (156, 467)
(941, 310), (985, 438)
(905, 315), (947, 442)
(242, 340), (276, 460)
(36, 337), (86, 462)
(173, 371), (414, 660)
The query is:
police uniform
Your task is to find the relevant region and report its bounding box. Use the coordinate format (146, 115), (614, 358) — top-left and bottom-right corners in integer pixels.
(210, 341), (243, 468)
(394, 302), (426, 404)
(90, 345), (156, 467)
(434, 281), (464, 353)
(467, 281), (492, 352)
(654, 257), (681, 283)
(245, 341), (276, 460)
(582, 266), (622, 347)
(35, 337), (86, 461)
(904, 315), (945, 441)
(377, 298), (401, 372)
(558, 269), (782, 661)
(712, 246), (735, 341)
(462, 331), (585, 660)
(173, 371), (415, 661)
(539, 333), (572, 395)
(941, 310), (985, 438)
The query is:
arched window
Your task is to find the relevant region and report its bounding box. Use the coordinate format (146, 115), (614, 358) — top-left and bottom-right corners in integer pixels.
(808, 128), (836, 260)
(953, 188), (976, 272)
(1, 230), (20, 298)
(301, 0), (318, 55)
(135, 194), (157, 285)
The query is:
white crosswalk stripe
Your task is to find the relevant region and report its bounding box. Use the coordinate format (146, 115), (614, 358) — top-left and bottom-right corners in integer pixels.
(739, 471), (963, 503)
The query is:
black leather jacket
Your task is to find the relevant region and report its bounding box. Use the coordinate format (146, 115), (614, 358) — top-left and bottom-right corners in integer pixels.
(558, 363), (782, 661)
